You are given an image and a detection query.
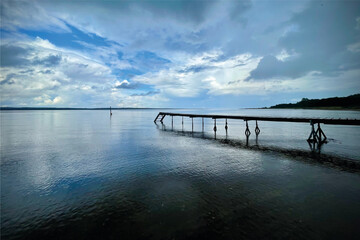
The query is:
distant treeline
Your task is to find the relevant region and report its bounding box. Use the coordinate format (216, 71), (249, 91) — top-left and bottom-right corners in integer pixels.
(270, 94), (360, 110)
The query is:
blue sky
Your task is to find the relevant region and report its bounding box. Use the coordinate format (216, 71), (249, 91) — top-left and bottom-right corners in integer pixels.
(1, 0), (359, 108)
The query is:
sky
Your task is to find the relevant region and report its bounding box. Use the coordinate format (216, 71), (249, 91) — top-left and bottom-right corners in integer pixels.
(1, 0), (359, 108)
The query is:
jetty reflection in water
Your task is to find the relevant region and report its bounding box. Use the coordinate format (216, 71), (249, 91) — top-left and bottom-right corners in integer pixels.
(156, 122), (360, 172)
(157, 121), (324, 150)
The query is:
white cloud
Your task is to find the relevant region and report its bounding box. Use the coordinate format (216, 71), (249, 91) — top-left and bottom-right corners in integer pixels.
(34, 94), (63, 105)
(110, 90), (169, 108)
(0, 35), (174, 107)
(114, 80), (130, 88)
(0, 37), (117, 107)
(133, 51), (261, 97)
(1, 0), (70, 32)
(276, 49), (299, 62)
(347, 42), (360, 53)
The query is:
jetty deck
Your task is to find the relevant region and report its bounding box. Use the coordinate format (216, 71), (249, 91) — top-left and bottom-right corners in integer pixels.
(155, 112), (360, 125)
(154, 112), (360, 144)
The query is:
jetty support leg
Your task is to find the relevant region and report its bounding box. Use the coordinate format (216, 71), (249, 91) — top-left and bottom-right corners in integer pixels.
(255, 120), (260, 135)
(316, 123), (327, 143)
(245, 120), (251, 137)
(154, 113), (161, 122)
(160, 114), (166, 123)
(307, 121), (327, 144)
(225, 118), (228, 135)
(307, 121), (318, 143)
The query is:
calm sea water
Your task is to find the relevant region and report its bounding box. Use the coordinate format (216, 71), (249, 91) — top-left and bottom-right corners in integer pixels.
(1, 109), (360, 239)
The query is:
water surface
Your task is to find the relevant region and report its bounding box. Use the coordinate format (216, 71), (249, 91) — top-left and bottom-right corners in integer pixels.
(1, 109), (360, 239)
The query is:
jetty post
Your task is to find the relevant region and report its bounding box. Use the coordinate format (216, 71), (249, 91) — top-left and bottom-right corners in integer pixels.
(245, 120), (251, 137)
(225, 118), (228, 135)
(255, 120), (260, 135)
(213, 119), (217, 138)
(307, 121), (327, 144)
(160, 114), (166, 123)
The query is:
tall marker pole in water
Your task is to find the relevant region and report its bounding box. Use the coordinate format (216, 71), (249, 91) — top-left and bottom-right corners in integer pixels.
(192, 118), (194, 132)
(202, 118), (204, 132)
(182, 116), (184, 131)
(110, 106), (112, 116)
(213, 119), (217, 139)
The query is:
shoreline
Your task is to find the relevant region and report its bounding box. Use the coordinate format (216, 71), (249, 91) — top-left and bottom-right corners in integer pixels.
(247, 107), (360, 111)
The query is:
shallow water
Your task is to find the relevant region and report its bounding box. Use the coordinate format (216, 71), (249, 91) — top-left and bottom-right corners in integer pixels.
(1, 109), (360, 239)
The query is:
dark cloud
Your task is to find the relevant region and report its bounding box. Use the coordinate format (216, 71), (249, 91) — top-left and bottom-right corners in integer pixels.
(179, 65), (216, 74)
(0, 44), (31, 67)
(33, 54), (62, 67)
(1, 44), (62, 68)
(38, 69), (54, 74)
(138, 0), (217, 24)
(46, 0), (220, 26)
(1, 0), (70, 32)
(131, 90), (160, 97)
(0, 73), (16, 85)
(248, 0), (360, 81)
(19, 69), (34, 74)
(247, 55), (305, 80)
(228, 0), (252, 24)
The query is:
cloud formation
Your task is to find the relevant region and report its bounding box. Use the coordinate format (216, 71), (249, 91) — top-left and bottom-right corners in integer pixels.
(1, 0), (359, 107)
(248, 1), (360, 81)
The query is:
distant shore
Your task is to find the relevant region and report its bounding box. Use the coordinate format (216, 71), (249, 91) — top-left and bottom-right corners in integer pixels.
(258, 107), (360, 111)
(267, 93), (360, 110)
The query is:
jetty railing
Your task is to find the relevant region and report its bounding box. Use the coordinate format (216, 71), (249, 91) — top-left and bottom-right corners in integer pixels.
(154, 112), (360, 144)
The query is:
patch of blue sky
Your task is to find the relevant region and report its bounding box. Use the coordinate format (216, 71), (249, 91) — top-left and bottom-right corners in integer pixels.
(19, 22), (115, 50)
(129, 84), (158, 95)
(0, 100), (14, 107)
(164, 35), (207, 53)
(168, 91), (210, 108)
(166, 92), (280, 109)
(109, 51), (170, 76)
(135, 51), (171, 64)
(127, 50), (172, 73)
(0, 28), (15, 39)
(112, 68), (144, 80)
(117, 51), (124, 59)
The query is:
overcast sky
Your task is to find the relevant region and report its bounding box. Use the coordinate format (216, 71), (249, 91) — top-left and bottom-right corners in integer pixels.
(1, 0), (359, 108)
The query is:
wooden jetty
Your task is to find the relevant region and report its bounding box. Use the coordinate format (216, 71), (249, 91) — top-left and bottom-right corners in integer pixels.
(154, 112), (360, 144)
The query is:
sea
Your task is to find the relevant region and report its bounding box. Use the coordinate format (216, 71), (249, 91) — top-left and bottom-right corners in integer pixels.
(1, 109), (360, 239)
